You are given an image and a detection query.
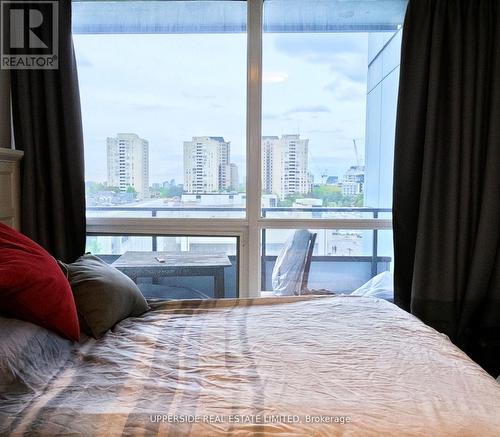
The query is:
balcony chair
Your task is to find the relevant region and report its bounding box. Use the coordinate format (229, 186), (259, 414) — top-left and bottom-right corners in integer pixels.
(270, 229), (319, 296)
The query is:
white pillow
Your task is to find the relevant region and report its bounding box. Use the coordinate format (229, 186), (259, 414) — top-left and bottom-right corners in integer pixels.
(0, 316), (72, 392)
(351, 271), (394, 301)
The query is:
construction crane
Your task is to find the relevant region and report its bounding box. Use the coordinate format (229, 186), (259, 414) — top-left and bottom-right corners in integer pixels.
(352, 139), (362, 167)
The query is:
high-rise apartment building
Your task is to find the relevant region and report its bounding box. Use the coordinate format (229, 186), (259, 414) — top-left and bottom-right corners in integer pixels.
(341, 165), (365, 197)
(229, 163), (239, 191)
(262, 134), (310, 200)
(183, 136), (238, 193)
(107, 133), (149, 199)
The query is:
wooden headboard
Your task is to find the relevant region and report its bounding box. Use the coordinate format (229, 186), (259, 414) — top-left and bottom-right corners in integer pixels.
(0, 148), (23, 230)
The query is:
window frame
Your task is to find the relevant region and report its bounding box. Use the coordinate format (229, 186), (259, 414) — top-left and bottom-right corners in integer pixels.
(85, 0), (393, 297)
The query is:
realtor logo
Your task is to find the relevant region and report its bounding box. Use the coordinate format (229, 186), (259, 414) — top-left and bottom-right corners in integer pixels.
(1, 1), (58, 69)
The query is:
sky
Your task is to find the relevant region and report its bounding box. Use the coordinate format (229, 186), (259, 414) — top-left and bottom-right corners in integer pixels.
(73, 31), (369, 185)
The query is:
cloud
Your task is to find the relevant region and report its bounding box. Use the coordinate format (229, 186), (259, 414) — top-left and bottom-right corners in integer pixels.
(100, 92), (177, 112)
(128, 102), (175, 112)
(324, 76), (366, 101)
(182, 91), (216, 101)
(274, 34), (366, 57)
(263, 113), (294, 122)
(272, 34), (368, 83)
(263, 71), (289, 84)
(307, 128), (347, 136)
(283, 105), (331, 115)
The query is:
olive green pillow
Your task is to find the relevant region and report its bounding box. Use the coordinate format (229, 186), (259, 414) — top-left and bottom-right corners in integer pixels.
(60, 255), (149, 339)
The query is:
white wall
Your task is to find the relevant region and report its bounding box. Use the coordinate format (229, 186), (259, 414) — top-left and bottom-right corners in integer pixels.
(0, 70), (11, 148)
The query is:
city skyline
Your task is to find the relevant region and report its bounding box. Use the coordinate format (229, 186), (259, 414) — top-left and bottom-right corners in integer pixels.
(74, 32), (368, 185)
(103, 131), (362, 199)
(93, 128), (363, 188)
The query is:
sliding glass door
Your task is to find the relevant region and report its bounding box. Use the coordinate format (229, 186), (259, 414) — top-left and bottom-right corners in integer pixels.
(73, 0), (407, 298)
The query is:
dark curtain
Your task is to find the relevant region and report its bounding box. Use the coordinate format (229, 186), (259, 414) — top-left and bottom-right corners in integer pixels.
(393, 0), (500, 368)
(11, 1), (86, 263)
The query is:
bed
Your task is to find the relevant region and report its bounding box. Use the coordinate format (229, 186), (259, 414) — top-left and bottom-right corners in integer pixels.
(2, 295), (500, 436)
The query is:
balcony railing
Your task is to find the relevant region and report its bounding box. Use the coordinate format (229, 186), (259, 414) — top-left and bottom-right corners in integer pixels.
(86, 206), (391, 216)
(86, 206), (392, 294)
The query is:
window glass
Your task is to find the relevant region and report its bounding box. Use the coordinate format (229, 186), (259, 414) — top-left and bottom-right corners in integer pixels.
(261, 0), (404, 218)
(261, 228), (393, 295)
(73, 1), (247, 219)
(86, 235), (239, 298)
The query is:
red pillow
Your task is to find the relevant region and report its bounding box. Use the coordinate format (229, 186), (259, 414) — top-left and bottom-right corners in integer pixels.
(0, 223), (80, 341)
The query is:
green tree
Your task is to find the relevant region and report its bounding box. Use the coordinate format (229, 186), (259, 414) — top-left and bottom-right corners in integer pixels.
(167, 185), (183, 197)
(354, 193), (364, 207)
(155, 185), (183, 198)
(86, 182), (121, 195)
(157, 188), (168, 198)
(278, 193), (300, 207)
(312, 185), (343, 206)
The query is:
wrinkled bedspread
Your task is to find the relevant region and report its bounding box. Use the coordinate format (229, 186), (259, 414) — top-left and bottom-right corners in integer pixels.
(1, 296), (500, 436)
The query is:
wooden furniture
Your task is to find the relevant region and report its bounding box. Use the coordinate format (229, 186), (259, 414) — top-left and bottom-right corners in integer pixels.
(0, 148), (23, 230)
(112, 251), (232, 298)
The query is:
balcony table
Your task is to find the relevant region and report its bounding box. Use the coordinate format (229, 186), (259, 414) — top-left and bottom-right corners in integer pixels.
(112, 251), (232, 298)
